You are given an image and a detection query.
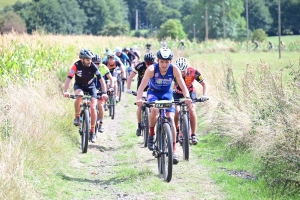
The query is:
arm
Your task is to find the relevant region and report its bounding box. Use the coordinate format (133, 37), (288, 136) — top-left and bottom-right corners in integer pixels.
(127, 71), (136, 91)
(63, 65), (76, 97)
(106, 73), (114, 88)
(173, 66), (190, 98)
(136, 66), (153, 101)
(200, 80), (208, 96)
(63, 77), (72, 97)
(119, 62), (126, 79)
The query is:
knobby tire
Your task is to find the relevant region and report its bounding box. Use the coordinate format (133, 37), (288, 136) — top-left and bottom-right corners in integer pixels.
(161, 123), (173, 182)
(81, 109), (89, 153)
(142, 107), (149, 147)
(181, 114), (189, 161)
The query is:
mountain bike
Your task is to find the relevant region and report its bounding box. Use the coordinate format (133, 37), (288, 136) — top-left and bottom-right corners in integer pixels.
(115, 68), (126, 102)
(104, 80), (116, 120)
(70, 93), (94, 153)
(132, 91), (149, 147)
(142, 100), (174, 182)
(177, 97), (209, 161)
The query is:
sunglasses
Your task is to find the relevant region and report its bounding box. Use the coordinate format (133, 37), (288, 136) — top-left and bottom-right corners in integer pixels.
(108, 56), (114, 59)
(94, 62), (100, 65)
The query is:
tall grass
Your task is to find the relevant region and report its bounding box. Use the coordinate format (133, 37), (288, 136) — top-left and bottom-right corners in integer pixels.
(192, 51), (300, 197)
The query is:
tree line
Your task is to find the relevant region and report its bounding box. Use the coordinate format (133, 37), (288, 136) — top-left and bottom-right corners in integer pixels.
(0, 0), (299, 41)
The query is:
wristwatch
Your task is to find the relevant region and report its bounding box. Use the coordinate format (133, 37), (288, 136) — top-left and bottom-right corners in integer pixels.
(102, 91), (107, 94)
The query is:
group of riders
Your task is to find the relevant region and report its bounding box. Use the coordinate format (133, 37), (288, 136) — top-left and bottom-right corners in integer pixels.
(63, 44), (208, 165)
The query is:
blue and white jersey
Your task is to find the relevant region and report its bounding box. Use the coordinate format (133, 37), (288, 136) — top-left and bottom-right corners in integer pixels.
(148, 63), (174, 92)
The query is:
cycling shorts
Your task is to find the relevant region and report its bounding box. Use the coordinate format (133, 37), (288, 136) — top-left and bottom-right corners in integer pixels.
(173, 91), (196, 104)
(74, 82), (97, 99)
(147, 89), (175, 113)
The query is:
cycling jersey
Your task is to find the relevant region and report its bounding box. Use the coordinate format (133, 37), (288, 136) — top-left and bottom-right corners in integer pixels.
(133, 61), (149, 91)
(173, 66), (204, 94)
(116, 52), (131, 67)
(148, 63), (174, 92)
(94, 63), (110, 89)
(68, 60), (102, 86)
(103, 60), (122, 75)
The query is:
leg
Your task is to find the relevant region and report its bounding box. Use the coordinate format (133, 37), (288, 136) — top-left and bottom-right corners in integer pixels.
(98, 98), (105, 132)
(73, 88), (83, 126)
(136, 107), (142, 136)
(189, 106), (198, 145)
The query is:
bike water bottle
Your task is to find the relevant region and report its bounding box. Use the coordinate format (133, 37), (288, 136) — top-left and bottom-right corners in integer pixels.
(79, 116), (82, 123)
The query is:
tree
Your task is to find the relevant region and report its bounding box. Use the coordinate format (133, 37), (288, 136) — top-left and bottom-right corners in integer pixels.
(0, 11), (26, 33)
(145, 0), (181, 29)
(183, 0), (245, 41)
(241, 0), (273, 32)
(157, 19), (186, 40)
(100, 24), (130, 36)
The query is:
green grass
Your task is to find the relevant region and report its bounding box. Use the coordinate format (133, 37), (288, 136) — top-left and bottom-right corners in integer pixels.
(268, 35), (300, 43)
(193, 133), (300, 200)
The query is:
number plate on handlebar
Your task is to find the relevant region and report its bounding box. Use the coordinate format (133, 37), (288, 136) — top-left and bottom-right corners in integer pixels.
(154, 100), (173, 109)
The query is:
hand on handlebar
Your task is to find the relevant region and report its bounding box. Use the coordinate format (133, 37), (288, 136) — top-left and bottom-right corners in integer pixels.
(199, 95), (209, 102)
(101, 94), (108, 100)
(63, 91), (70, 98)
(136, 99), (144, 107)
(126, 89), (132, 94)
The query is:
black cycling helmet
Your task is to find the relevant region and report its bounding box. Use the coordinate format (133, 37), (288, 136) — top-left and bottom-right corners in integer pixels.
(79, 49), (94, 59)
(156, 47), (173, 60)
(144, 52), (156, 62)
(146, 42), (151, 46)
(92, 54), (102, 63)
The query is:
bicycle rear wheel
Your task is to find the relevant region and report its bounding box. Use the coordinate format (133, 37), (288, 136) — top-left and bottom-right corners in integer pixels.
(161, 123), (173, 182)
(81, 109), (89, 153)
(142, 107), (149, 147)
(181, 114), (189, 161)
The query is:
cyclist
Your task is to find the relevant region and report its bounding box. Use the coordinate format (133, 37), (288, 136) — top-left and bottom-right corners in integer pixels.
(179, 39), (185, 50)
(161, 40), (167, 47)
(103, 51), (126, 102)
(145, 43), (151, 52)
(126, 52), (157, 136)
(136, 47), (193, 164)
(268, 41), (274, 51)
(63, 49), (108, 143)
(130, 47), (140, 67)
(173, 57), (208, 145)
(93, 54), (114, 133)
(115, 47), (132, 78)
(253, 40), (259, 51)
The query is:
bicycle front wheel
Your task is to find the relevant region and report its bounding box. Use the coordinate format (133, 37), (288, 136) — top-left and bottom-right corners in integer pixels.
(110, 95), (116, 120)
(81, 109), (90, 153)
(142, 107), (149, 147)
(161, 123), (173, 182)
(117, 78), (122, 102)
(181, 114), (190, 161)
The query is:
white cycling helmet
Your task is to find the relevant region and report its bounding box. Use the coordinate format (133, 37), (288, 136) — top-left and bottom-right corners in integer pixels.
(175, 57), (188, 71)
(156, 47), (173, 60)
(115, 47), (122, 53)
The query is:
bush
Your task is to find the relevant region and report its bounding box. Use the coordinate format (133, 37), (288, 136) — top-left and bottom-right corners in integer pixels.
(0, 11), (26, 33)
(251, 28), (267, 42)
(133, 30), (141, 37)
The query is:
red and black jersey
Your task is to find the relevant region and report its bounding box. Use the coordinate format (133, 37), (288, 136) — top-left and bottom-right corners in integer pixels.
(133, 62), (147, 87)
(67, 60), (102, 86)
(174, 66), (204, 94)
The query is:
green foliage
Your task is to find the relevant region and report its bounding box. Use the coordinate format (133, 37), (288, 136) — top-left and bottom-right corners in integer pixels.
(100, 23), (130, 36)
(0, 11), (26, 33)
(251, 28), (267, 42)
(157, 19), (186, 40)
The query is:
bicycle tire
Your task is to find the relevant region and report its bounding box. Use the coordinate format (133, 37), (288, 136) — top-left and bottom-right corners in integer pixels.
(156, 123), (162, 175)
(81, 109), (89, 153)
(117, 78), (122, 102)
(142, 107), (149, 147)
(111, 95), (116, 120)
(181, 114), (189, 161)
(161, 123), (173, 182)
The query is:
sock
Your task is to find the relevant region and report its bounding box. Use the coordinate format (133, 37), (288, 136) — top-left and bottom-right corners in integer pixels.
(75, 114), (80, 118)
(90, 126), (95, 133)
(138, 123), (141, 128)
(149, 127), (155, 136)
(191, 134), (196, 137)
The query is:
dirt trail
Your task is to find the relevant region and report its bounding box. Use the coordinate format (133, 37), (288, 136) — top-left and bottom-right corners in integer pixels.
(66, 95), (225, 200)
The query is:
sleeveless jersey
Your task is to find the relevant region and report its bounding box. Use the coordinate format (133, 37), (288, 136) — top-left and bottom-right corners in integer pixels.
(148, 63), (174, 92)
